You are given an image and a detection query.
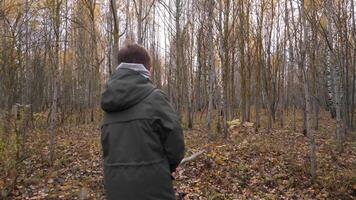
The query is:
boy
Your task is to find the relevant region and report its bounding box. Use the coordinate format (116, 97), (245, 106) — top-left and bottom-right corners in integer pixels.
(101, 43), (185, 199)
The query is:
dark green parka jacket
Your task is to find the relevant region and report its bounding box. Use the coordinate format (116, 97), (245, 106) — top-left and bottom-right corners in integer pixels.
(101, 68), (185, 200)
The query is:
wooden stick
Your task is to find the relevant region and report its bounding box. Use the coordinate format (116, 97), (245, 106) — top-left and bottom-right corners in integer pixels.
(180, 150), (205, 165)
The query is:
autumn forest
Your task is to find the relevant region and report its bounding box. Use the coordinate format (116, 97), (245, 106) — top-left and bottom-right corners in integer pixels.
(0, 0), (355, 199)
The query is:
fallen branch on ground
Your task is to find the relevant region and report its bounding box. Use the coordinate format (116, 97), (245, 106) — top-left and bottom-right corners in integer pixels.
(180, 150), (205, 165)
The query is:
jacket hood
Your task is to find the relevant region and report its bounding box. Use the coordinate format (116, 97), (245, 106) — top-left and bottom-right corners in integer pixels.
(101, 67), (155, 113)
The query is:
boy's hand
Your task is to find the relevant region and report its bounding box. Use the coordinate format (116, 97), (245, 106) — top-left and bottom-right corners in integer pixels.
(171, 166), (181, 180)
(171, 172), (176, 180)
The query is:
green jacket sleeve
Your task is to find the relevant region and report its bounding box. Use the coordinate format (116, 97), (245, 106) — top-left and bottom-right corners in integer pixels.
(153, 90), (185, 173)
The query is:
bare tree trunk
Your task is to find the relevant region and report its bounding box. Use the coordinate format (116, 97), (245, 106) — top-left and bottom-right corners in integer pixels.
(220, 0), (231, 138)
(187, 6), (194, 129)
(324, 0), (343, 152)
(110, 0), (119, 68)
(262, 62), (273, 131)
(239, 0), (247, 123)
(300, 0), (317, 180)
(302, 68), (317, 180)
(136, 0), (143, 44)
(49, 76), (58, 163)
(61, 0), (69, 124)
(49, 0), (61, 164)
(255, 0), (265, 132)
(288, 0), (297, 132)
(350, 0), (356, 130)
(262, 0), (275, 131)
(174, 0), (183, 119)
(106, 7), (113, 75)
(206, 0), (215, 138)
(133, 0), (155, 45)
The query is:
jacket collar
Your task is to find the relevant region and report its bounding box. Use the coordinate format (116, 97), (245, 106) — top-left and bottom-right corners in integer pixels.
(116, 62), (151, 79)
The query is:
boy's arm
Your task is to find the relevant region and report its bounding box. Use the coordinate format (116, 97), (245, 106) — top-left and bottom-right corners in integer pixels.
(153, 90), (185, 173)
(163, 120), (184, 172)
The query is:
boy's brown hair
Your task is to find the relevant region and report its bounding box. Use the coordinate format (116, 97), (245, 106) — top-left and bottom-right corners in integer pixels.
(117, 43), (151, 70)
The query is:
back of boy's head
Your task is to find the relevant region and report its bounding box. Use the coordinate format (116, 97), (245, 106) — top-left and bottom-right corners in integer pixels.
(117, 43), (151, 70)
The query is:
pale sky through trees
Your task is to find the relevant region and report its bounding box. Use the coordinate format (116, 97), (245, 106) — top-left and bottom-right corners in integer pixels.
(149, 0), (311, 65)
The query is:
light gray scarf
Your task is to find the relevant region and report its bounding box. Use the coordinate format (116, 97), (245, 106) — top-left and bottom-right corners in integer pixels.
(116, 62), (151, 79)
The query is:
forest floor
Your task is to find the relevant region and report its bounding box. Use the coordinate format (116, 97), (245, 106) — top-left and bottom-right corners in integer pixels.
(1, 113), (356, 199)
